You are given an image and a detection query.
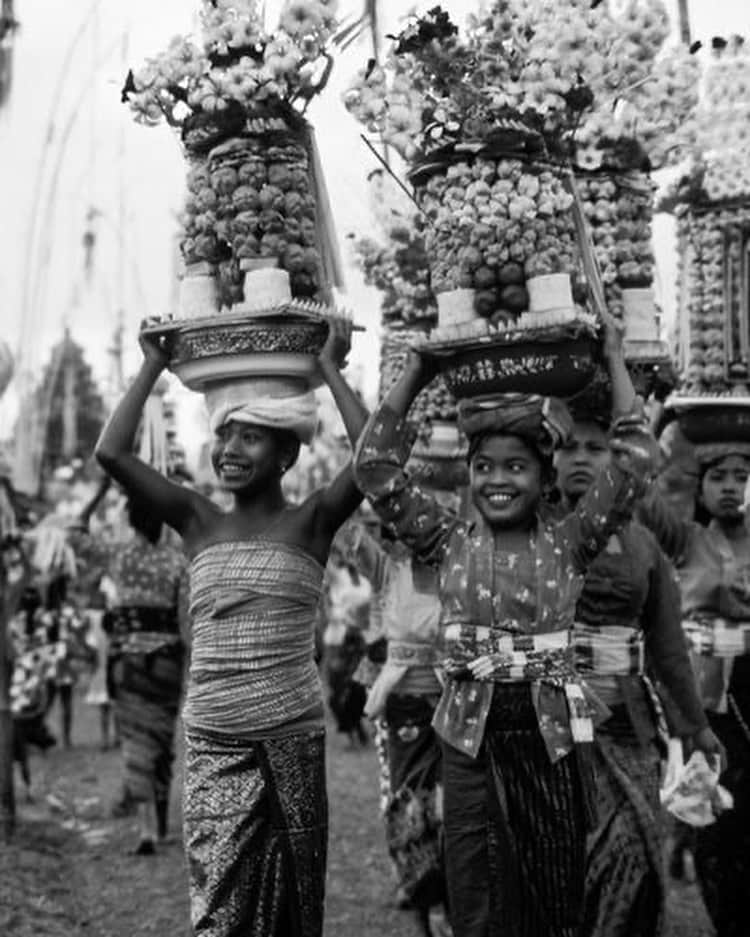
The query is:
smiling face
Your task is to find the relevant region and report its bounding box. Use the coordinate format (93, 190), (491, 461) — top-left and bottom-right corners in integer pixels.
(211, 420), (294, 496)
(555, 419), (611, 504)
(700, 455), (750, 523)
(470, 433), (544, 529)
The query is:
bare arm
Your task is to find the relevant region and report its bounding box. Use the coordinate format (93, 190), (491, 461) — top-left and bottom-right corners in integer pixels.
(313, 320), (369, 537)
(601, 307), (637, 418)
(95, 334), (207, 537)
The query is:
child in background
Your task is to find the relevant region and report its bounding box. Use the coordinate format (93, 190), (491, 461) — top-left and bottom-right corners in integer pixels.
(84, 586), (117, 750)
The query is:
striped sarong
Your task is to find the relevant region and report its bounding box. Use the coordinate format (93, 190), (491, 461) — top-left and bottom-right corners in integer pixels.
(583, 708), (664, 937)
(443, 683), (588, 937)
(183, 728), (327, 937)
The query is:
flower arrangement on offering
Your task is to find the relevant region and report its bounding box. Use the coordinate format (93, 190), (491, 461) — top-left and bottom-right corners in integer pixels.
(344, 1), (694, 400)
(126, 0), (354, 393)
(663, 36), (750, 397)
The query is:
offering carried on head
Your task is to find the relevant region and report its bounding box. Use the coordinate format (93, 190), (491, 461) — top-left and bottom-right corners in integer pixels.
(140, 262), (353, 394)
(665, 394), (750, 449)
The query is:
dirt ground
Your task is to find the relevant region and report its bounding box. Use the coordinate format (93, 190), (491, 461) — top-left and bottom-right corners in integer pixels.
(0, 694), (715, 937)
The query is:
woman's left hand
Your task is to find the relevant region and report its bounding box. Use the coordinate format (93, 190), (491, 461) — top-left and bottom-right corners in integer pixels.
(688, 726), (728, 773)
(319, 316), (351, 371)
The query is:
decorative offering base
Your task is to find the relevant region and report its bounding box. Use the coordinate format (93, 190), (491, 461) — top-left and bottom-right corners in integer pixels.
(422, 322), (600, 400)
(665, 395), (750, 445)
(140, 309), (343, 393)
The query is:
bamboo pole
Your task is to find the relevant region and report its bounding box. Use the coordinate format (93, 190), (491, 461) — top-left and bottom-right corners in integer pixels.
(677, 0), (691, 46)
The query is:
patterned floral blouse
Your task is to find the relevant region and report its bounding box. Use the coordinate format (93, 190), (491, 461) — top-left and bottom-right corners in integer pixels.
(354, 404), (646, 759)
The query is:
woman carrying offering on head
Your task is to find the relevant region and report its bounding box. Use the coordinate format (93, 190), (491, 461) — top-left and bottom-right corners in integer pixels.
(352, 316), (657, 937)
(640, 430), (750, 937)
(95, 319), (367, 937)
(554, 389), (719, 937)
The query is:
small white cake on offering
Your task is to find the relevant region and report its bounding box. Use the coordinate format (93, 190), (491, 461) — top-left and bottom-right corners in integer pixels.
(622, 288), (666, 358)
(436, 289), (478, 328)
(237, 266), (293, 313)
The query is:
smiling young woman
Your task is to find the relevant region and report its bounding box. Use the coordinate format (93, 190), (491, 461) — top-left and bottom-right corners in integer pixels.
(352, 317), (658, 937)
(94, 318), (368, 937)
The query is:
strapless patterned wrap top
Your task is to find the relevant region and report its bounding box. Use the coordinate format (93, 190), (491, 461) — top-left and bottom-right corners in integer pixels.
(183, 540), (325, 737)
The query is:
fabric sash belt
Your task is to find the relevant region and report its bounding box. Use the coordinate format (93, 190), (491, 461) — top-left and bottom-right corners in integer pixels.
(683, 617), (750, 658)
(435, 627), (594, 758)
(573, 623), (645, 676)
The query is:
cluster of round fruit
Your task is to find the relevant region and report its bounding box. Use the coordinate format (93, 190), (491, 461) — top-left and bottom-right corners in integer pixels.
(182, 135), (323, 307)
(414, 158), (581, 326)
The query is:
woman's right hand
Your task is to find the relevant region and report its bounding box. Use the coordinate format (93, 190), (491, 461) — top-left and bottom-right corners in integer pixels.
(138, 319), (174, 368)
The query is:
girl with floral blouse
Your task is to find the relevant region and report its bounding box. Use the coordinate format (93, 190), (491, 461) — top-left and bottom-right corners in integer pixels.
(353, 330), (657, 937)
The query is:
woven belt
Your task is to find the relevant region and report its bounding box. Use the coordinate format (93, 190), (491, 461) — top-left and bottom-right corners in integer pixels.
(442, 625), (575, 682)
(573, 623), (645, 676)
(683, 618), (750, 658)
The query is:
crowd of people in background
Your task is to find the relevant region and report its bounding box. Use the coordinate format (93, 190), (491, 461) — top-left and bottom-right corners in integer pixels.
(1, 313), (748, 937)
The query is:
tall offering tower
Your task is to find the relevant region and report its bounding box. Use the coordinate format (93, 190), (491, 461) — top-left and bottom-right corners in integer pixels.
(345, 1), (697, 406)
(124, 0), (351, 400)
(667, 36), (750, 395)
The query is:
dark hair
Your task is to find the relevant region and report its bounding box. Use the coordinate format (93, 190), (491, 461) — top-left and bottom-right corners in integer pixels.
(271, 428), (301, 473)
(127, 497), (163, 545)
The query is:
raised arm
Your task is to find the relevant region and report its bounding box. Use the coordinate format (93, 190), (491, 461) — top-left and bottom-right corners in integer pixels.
(601, 307), (637, 418)
(637, 486), (692, 565)
(95, 330), (207, 537)
(312, 319), (369, 536)
(353, 351), (460, 568)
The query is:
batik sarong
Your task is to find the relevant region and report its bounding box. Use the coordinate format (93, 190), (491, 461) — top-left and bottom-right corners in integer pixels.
(582, 706), (664, 937)
(442, 683), (588, 937)
(384, 694), (445, 913)
(183, 728), (327, 937)
(110, 633), (183, 803)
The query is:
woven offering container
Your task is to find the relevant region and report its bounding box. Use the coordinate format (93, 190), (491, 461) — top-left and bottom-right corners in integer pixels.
(667, 395), (750, 445)
(423, 322), (600, 400)
(141, 310), (334, 393)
